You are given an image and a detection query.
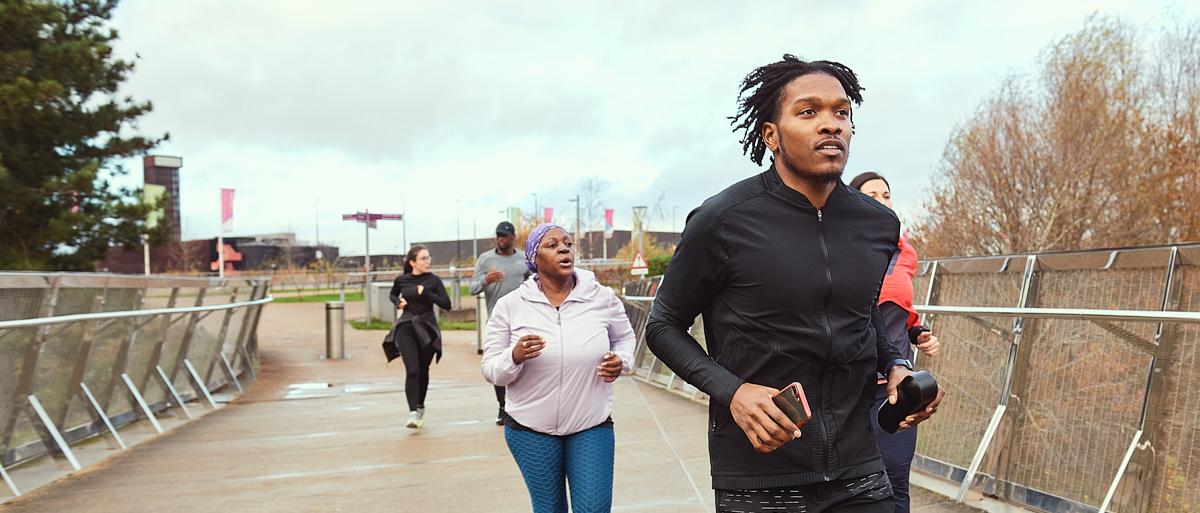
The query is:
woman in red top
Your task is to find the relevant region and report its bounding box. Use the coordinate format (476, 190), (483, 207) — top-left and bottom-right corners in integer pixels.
(850, 172), (940, 513)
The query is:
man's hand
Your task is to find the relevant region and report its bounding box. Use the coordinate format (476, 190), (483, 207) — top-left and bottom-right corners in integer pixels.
(730, 383), (802, 454)
(395, 296), (407, 311)
(511, 335), (545, 364)
(916, 331), (940, 357)
(886, 366), (946, 430)
(596, 352), (623, 382)
(485, 270), (506, 284)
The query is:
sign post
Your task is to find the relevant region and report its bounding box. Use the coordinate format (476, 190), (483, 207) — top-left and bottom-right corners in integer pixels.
(342, 211), (403, 322)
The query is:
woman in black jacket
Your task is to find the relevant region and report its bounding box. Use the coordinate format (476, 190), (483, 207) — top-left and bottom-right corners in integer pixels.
(389, 244), (452, 428)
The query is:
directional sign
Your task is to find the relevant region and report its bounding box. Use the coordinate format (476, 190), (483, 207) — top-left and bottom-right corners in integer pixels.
(631, 252), (648, 276)
(342, 212), (402, 229)
(342, 210), (405, 324)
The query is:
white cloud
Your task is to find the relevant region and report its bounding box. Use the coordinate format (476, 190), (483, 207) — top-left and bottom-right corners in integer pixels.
(108, 0), (1199, 253)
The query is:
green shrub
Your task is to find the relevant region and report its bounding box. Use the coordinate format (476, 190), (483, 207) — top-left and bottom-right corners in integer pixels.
(648, 254), (672, 276)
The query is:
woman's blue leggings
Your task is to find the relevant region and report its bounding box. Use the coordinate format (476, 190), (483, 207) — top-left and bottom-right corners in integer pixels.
(504, 424), (614, 513)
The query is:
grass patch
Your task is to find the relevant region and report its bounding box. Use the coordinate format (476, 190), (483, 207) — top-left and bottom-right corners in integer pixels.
(440, 319), (477, 331)
(348, 318), (477, 331)
(273, 291), (364, 304)
(349, 319), (392, 330)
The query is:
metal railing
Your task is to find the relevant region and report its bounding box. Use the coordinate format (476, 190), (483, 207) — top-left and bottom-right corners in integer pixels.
(0, 272), (272, 498)
(618, 243), (1200, 513)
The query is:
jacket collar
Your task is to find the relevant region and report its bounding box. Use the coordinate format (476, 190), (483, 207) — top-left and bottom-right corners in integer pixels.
(518, 268), (599, 306)
(761, 164), (850, 212)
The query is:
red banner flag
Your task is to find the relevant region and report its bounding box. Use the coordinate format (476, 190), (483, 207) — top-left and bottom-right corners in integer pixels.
(604, 208), (614, 239)
(221, 188), (235, 233)
(543, 207), (554, 223)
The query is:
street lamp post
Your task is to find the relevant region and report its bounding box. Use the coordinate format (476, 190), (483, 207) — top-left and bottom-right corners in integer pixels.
(568, 195), (581, 257)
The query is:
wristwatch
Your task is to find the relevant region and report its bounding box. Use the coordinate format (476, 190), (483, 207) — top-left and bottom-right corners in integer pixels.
(883, 358), (913, 377)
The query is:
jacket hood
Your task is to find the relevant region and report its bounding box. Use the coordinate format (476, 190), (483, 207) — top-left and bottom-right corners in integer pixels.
(518, 268), (601, 305)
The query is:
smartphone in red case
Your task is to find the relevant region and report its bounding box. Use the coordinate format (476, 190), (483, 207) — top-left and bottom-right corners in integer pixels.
(771, 382), (812, 428)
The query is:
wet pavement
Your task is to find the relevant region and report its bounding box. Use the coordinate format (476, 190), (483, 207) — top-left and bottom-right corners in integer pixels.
(0, 301), (983, 513)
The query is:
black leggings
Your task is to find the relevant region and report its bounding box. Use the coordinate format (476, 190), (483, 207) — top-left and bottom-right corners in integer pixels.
(396, 324), (437, 411)
(872, 386), (917, 513)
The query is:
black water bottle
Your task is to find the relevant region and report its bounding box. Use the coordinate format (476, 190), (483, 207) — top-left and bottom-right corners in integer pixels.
(877, 370), (940, 434)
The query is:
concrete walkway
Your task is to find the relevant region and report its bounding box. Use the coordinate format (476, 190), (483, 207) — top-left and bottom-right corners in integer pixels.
(0, 301), (978, 513)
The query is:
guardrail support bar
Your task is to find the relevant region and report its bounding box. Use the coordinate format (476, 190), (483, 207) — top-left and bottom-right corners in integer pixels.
(121, 373), (163, 434)
(80, 383), (126, 450)
(26, 395), (80, 471)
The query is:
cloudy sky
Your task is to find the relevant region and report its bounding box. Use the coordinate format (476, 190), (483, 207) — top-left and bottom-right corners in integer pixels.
(108, 1), (1196, 256)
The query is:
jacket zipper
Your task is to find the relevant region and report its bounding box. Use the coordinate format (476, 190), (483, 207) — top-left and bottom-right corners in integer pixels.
(816, 208), (835, 481)
(555, 306), (564, 433)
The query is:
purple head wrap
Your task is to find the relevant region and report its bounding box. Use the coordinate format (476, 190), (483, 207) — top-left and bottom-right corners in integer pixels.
(525, 223), (566, 274)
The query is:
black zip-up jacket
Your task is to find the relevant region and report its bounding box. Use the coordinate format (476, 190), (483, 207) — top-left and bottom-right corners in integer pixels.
(645, 168), (903, 490)
(388, 272), (452, 361)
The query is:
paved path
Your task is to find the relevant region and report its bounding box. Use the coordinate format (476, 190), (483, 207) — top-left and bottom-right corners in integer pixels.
(0, 301), (978, 513)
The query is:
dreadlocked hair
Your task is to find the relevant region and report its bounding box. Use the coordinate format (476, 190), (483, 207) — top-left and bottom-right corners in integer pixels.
(729, 55), (865, 166)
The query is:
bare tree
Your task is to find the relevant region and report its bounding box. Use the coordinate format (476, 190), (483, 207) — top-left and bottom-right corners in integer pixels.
(649, 190), (671, 232)
(579, 178), (609, 258)
(913, 16), (1200, 257)
(580, 178), (608, 229)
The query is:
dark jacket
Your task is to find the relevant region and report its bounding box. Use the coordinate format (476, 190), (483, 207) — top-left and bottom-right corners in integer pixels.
(645, 168), (903, 490)
(386, 272), (451, 362)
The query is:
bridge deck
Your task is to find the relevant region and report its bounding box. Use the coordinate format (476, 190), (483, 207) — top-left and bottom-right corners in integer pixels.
(0, 302), (977, 513)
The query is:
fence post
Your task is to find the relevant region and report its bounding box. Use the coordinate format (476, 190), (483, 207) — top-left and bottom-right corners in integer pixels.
(55, 280), (109, 429)
(1, 276), (61, 456)
(100, 288), (147, 412)
(912, 261), (940, 368)
(203, 287), (240, 384)
(242, 281), (269, 372)
(136, 287), (180, 394)
(162, 288), (207, 387)
(956, 254), (1037, 502)
(1099, 245), (1180, 513)
(229, 283), (258, 379)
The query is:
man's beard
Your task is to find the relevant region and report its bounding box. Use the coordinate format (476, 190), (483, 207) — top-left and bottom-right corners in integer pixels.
(778, 139), (844, 183)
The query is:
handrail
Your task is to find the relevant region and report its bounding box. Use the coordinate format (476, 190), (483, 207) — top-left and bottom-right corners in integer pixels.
(622, 296), (1200, 324)
(914, 304), (1200, 324)
(0, 296), (274, 329)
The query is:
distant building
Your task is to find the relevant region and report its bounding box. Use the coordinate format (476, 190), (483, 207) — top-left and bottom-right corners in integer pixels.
(576, 230), (681, 260)
(410, 230), (681, 267)
(336, 254), (409, 271)
(99, 232), (337, 274)
(208, 232), (338, 271)
(143, 155), (183, 241)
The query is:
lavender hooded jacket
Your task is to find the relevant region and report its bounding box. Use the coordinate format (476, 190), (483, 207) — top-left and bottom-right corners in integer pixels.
(481, 269), (636, 436)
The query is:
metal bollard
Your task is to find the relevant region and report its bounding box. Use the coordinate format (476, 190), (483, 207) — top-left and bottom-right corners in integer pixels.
(325, 301), (345, 359)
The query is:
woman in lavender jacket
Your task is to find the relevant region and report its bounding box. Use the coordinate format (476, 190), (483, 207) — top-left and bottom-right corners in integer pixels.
(481, 224), (636, 513)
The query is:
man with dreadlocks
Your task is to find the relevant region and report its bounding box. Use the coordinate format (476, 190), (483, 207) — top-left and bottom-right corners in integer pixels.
(646, 55), (945, 513)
